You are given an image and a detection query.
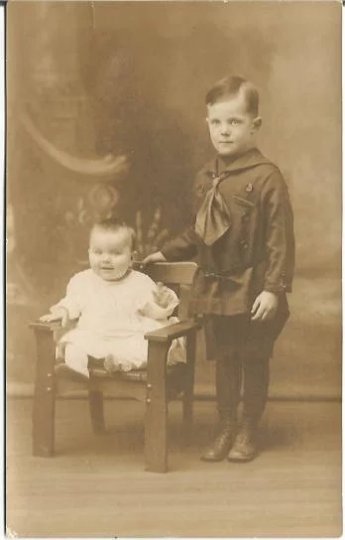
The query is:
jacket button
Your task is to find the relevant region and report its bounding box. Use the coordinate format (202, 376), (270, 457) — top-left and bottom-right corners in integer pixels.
(245, 183), (253, 193)
(241, 241), (249, 249)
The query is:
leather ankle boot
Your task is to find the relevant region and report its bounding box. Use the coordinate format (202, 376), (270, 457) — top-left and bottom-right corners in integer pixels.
(201, 418), (237, 462)
(227, 418), (257, 462)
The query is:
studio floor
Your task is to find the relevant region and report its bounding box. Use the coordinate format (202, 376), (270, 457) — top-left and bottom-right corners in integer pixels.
(6, 398), (342, 537)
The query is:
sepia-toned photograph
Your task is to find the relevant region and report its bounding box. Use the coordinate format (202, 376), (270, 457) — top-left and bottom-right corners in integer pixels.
(6, 0), (342, 537)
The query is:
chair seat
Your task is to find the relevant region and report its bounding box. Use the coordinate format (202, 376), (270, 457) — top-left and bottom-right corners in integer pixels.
(91, 368), (148, 382)
(54, 361), (188, 397)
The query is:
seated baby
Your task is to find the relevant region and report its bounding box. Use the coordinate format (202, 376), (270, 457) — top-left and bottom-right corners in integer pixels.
(40, 218), (185, 379)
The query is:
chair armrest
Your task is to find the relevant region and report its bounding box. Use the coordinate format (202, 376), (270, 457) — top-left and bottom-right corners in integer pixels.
(29, 321), (62, 333)
(144, 318), (201, 343)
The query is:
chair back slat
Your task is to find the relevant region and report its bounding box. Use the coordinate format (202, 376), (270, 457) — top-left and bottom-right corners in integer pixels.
(142, 262), (197, 286)
(177, 284), (193, 319)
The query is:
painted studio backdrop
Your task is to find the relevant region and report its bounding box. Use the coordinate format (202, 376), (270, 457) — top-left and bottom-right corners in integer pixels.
(7, 1), (341, 399)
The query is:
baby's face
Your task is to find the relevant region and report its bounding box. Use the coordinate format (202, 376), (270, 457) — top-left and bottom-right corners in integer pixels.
(206, 92), (261, 158)
(88, 228), (132, 281)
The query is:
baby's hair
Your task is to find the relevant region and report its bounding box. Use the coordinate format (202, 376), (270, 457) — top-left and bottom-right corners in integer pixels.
(91, 218), (136, 250)
(205, 75), (259, 117)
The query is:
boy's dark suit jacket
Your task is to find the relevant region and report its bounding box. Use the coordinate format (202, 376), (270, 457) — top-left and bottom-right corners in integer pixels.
(161, 147), (295, 358)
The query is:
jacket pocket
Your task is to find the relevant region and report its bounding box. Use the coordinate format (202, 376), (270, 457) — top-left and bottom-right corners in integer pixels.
(232, 195), (255, 208)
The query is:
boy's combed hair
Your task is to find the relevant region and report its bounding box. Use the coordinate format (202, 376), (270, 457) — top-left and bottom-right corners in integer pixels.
(205, 75), (259, 117)
(92, 218), (136, 249)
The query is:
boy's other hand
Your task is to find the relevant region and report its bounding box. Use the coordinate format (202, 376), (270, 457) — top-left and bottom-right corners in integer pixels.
(141, 251), (167, 266)
(251, 291), (278, 321)
(39, 306), (70, 327)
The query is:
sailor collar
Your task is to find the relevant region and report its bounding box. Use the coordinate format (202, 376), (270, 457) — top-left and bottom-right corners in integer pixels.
(204, 147), (272, 179)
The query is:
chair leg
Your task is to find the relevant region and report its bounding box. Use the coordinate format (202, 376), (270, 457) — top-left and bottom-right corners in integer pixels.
(145, 340), (170, 473)
(182, 330), (196, 443)
(32, 329), (56, 456)
(88, 390), (106, 433)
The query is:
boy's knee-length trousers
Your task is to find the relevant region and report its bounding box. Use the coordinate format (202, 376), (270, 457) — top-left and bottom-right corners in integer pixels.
(210, 311), (289, 421)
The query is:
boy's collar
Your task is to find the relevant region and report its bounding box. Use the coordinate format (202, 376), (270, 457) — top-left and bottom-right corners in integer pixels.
(205, 147), (272, 177)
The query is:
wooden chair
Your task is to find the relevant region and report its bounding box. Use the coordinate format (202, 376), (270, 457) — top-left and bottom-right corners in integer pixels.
(30, 262), (199, 472)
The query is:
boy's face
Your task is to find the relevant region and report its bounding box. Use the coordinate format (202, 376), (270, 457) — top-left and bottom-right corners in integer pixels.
(206, 92), (261, 158)
(88, 228), (132, 281)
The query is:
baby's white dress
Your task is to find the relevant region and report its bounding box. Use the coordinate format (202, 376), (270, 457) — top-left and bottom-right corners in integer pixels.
(53, 269), (185, 376)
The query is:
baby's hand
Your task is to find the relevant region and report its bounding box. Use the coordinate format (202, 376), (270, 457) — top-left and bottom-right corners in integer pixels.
(138, 284), (178, 320)
(39, 306), (70, 327)
(153, 282), (176, 309)
(251, 291), (278, 321)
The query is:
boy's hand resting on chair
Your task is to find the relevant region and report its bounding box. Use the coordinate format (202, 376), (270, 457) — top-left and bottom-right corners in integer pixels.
(251, 291), (278, 321)
(39, 306), (70, 327)
(141, 251), (167, 266)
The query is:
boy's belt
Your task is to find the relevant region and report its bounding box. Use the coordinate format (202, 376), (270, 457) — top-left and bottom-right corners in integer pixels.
(202, 270), (243, 280)
(201, 258), (265, 280)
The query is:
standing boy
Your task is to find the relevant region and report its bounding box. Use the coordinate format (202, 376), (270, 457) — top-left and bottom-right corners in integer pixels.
(144, 75), (295, 462)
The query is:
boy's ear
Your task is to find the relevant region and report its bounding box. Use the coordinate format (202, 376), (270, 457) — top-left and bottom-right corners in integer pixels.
(252, 116), (262, 132)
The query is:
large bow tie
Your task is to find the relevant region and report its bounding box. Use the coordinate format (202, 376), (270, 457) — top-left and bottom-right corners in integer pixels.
(195, 172), (231, 246)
